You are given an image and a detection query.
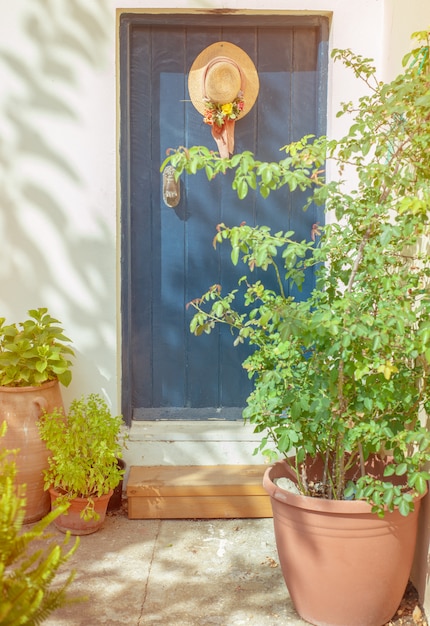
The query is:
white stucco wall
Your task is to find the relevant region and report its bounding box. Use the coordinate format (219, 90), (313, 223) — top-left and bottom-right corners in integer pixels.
(0, 0), (117, 406)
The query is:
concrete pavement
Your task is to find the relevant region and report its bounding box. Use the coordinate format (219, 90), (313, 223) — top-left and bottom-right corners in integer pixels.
(43, 501), (308, 626)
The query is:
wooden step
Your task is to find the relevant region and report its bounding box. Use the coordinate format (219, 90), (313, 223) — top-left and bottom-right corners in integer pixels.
(126, 465), (273, 519)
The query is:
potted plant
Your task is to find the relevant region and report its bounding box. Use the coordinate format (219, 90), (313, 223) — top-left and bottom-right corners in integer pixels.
(0, 307), (74, 523)
(38, 393), (125, 535)
(162, 30), (430, 626)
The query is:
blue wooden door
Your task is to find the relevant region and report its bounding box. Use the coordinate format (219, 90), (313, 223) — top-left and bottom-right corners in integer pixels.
(120, 14), (328, 423)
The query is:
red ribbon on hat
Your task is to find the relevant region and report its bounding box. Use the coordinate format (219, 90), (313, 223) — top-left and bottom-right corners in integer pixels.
(210, 118), (235, 158)
(202, 56), (246, 158)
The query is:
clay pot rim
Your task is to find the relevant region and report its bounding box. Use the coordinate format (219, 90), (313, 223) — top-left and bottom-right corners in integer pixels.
(263, 459), (427, 516)
(0, 379), (59, 393)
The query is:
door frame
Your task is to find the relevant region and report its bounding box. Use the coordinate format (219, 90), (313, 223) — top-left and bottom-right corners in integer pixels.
(118, 11), (329, 426)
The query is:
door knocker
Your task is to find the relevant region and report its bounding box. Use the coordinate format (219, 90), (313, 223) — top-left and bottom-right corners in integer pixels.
(163, 165), (181, 208)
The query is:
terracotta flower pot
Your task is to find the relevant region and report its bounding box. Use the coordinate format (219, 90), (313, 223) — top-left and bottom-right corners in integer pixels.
(0, 380), (64, 523)
(263, 459), (425, 626)
(49, 487), (113, 535)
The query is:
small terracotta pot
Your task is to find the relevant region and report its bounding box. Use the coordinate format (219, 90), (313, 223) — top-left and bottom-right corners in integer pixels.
(49, 488), (113, 535)
(263, 459), (425, 626)
(0, 380), (64, 523)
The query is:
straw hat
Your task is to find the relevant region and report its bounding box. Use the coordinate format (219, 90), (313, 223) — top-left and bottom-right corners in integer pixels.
(188, 41), (259, 118)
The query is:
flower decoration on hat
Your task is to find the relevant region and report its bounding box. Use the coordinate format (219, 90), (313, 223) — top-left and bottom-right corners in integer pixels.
(203, 93), (245, 127)
(188, 42), (259, 158)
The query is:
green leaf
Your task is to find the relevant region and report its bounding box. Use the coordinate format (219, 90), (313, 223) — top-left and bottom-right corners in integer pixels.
(398, 498), (413, 517)
(413, 475), (428, 494)
(344, 482), (356, 499)
(57, 370), (72, 388)
(231, 247), (240, 266)
(382, 486), (394, 506)
(237, 179), (248, 200)
(383, 464), (395, 477)
(395, 463), (408, 476)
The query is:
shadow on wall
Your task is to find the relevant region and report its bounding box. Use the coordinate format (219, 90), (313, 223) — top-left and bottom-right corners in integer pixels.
(0, 0), (115, 397)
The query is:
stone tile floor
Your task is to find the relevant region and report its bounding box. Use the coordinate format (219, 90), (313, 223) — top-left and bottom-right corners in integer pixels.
(43, 504), (306, 626)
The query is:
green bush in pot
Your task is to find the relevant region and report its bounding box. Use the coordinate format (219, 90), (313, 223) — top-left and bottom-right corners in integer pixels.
(38, 393), (126, 522)
(0, 307), (74, 388)
(162, 30), (430, 517)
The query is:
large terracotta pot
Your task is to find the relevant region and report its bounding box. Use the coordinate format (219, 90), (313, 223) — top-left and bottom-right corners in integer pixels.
(0, 380), (64, 523)
(263, 459), (425, 626)
(49, 488), (113, 535)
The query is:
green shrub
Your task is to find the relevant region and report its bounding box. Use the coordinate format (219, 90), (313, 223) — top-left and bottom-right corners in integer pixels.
(163, 30), (430, 516)
(0, 308), (74, 388)
(38, 394), (126, 521)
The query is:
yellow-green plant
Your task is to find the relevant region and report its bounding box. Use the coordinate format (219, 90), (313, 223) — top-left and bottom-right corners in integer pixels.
(38, 394), (125, 521)
(0, 422), (80, 625)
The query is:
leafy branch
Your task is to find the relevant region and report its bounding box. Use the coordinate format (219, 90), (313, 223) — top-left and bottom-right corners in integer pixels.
(162, 31), (430, 514)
